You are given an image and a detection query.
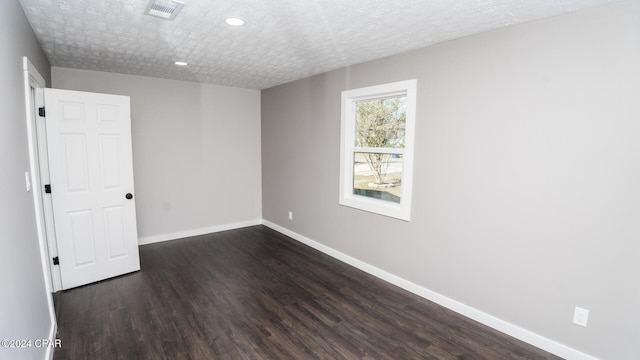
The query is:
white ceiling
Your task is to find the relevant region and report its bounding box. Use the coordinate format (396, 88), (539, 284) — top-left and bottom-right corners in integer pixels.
(20, 0), (621, 90)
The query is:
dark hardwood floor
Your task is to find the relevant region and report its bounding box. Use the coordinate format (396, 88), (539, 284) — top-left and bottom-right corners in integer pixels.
(53, 225), (562, 360)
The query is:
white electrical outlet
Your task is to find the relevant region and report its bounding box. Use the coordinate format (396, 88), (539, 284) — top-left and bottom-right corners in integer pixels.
(288, 211), (293, 220)
(573, 307), (589, 327)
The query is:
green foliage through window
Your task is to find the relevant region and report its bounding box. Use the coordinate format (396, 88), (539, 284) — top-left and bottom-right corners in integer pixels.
(355, 96), (406, 149)
(354, 96), (406, 187)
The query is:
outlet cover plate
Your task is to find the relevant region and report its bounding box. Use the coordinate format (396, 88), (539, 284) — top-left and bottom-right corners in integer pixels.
(573, 307), (589, 327)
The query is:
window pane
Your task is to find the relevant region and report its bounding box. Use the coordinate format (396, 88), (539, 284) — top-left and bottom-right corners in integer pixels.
(355, 96), (406, 149)
(353, 152), (403, 203)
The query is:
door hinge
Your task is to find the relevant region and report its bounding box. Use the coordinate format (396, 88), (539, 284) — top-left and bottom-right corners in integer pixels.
(52, 256), (59, 265)
(44, 184), (51, 194)
(38, 107), (45, 117)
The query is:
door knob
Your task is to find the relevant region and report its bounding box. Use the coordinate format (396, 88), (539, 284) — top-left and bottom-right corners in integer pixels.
(125, 193), (133, 200)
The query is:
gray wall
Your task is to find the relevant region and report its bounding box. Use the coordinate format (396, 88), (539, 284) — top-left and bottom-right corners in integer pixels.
(52, 68), (262, 242)
(0, 1), (53, 360)
(261, 1), (640, 359)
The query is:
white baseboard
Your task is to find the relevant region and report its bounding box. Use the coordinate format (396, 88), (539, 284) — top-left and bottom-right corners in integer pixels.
(138, 219), (263, 245)
(262, 220), (598, 360)
(45, 320), (57, 360)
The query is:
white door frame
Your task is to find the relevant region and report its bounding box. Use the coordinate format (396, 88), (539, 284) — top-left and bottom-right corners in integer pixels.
(23, 57), (63, 294)
(23, 57), (58, 360)
(36, 88), (63, 292)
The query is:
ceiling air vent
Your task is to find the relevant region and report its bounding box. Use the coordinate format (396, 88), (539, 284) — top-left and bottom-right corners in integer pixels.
(144, 0), (185, 20)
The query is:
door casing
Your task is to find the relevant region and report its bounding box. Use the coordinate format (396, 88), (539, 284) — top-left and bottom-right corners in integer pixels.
(22, 57), (58, 360)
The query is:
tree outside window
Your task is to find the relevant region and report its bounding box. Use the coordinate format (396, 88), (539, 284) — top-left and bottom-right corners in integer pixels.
(353, 96), (406, 203)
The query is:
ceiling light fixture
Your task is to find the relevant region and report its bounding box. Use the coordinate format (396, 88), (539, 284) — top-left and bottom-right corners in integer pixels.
(225, 17), (245, 26)
(174, 61), (188, 66)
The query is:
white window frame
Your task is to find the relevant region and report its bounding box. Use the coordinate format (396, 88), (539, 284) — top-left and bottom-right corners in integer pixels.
(339, 79), (417, 221)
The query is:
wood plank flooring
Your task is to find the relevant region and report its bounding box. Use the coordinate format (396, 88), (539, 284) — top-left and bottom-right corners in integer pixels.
(53, 225), (562, 360)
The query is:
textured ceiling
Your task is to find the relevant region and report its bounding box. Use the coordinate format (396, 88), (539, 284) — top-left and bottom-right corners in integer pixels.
(20, 0), (622, 89)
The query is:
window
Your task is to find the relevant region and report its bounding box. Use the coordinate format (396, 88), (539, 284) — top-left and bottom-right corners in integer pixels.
(339, 80), (417, 221)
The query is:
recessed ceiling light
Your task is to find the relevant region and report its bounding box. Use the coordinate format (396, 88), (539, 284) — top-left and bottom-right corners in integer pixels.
(225, 17), (245, 26)
(174, 61), (188, 66)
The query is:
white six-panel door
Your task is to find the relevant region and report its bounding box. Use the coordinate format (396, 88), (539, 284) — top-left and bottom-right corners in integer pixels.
(44, 88), (140, 290)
